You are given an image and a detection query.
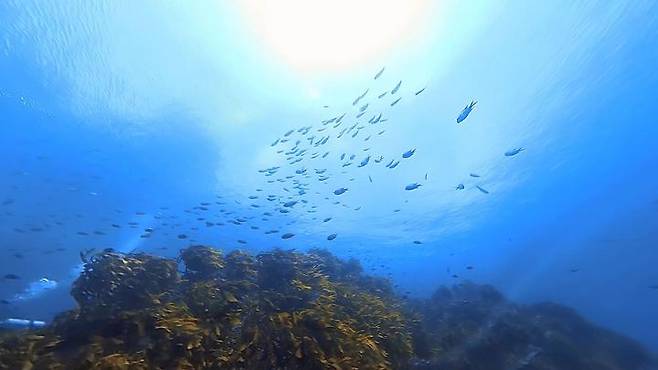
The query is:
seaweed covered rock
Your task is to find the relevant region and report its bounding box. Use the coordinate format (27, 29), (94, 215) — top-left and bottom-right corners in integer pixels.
(71, 249), (180, 314)
(409, 282), (657, 370)
(1, 247), (655, 370)
(0, 246), (414, 369)
(179, 245), (225, 281)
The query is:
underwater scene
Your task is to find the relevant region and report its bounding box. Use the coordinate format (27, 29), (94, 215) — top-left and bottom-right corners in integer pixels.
(1, 1), (658, 369)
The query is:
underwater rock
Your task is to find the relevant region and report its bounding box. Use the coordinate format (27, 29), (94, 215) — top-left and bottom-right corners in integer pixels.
(71, 250), (179, 314)
(0, 248), (654, 370)
(0, 246), (414, 370)
(407, 282), (657, 370)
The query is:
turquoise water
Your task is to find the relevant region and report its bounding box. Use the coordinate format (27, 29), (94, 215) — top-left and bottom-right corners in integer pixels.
(1, 0), (657, 356)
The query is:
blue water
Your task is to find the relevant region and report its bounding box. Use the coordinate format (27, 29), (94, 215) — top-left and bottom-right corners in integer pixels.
(1, 0), (657, 353)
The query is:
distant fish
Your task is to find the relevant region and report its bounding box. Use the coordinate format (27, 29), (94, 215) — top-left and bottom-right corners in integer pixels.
(327, 233), (337, 241)
(415, 87), (426, 95)
(358, 156), (370, 168)
(402, 148), (416, 159)
(413, 240), (422, 244)
(388, 160), (400, 169)
(424, 173), (428, 180)
(378, 92), (388, 99)
(457, 100), (477, 123)
(3, 274), (20, 280)
(334, 187), (348, 195)
(323, 217), (332, 222)
(177, 234), (187, 239)
(391, 80), (402, 94)
(369, 175), (373, 183)
(456, 184), (465, 190)
(359, 103), (369, 112)
(504, 147), (525, 157)
(405, 183), (422, 191)
(271, 138), (280, 147)
(374, 67), (385, 80)
(390, 97), (402, 106)
(284, 129), (294, 137)
(476, 185), (489, 194)
(283, 201), (298, 208)
(352, 88), (369, 106)
(469, 173), (480, 178)
(281, 232), (295, 239)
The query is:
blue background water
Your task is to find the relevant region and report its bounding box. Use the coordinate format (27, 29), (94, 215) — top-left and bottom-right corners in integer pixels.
(1, 0), (657, 351)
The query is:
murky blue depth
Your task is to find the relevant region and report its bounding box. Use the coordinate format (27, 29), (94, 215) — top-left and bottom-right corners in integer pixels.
(1, 0), (657, 356)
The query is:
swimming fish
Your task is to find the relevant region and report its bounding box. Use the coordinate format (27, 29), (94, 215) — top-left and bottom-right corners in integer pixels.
(405, 183), (422, 191)
(352, 88), (369, 106)
(391, 80), (402, 94)
(388, 160), (400, 169)
(334, 187), (348, 195)
(358, 156), (371, 168)
(456, 184), (465, 190)
(504, 147), (525, 157)
(323, 217), (332, 222)
(378, 92), (388, 99)
(402, 148), (416, 159)
(283, 201), (298, 208)
(457, 100), (477, 123)
(281, 233), (295, 239)
(469, 173), (481, 178)
(390, 97), (402, 106)
(374, 67), (385, 80)
(415, 87), (426, 95)
(476, 185), (489, 194)
(327, 233), (337, 241)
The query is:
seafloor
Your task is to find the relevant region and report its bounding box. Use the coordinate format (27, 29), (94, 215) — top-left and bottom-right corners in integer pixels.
(0, 246), (655, 370)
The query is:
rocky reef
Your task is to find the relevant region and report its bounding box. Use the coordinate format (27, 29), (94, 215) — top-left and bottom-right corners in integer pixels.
(0, 246), (655, 370)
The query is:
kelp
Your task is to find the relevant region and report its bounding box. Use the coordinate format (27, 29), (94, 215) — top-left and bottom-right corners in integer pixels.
(407, 282), (657, 370)
(0, 247), (655, 369)
(0, 246), (413, 369)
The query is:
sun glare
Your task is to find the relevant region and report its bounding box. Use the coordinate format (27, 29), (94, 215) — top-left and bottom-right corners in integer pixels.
(239, 0), (431, 72)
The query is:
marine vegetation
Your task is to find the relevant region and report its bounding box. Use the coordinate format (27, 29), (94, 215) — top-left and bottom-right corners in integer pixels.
(406, 282), (657, 370)
(0, 247), (655, 370)
(0, 246), (413, 369)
